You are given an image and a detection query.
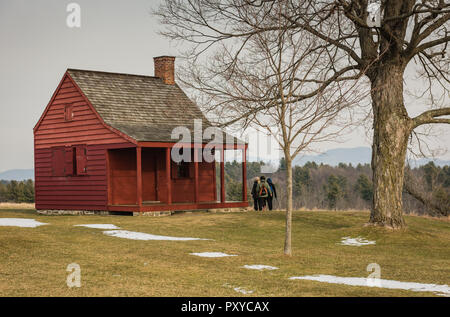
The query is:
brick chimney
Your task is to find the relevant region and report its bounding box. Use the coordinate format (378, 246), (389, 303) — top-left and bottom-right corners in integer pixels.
(154, 56), (175, 85)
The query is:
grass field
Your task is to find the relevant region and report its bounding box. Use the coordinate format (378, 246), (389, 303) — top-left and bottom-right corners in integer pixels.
(0, 208), (449, 297)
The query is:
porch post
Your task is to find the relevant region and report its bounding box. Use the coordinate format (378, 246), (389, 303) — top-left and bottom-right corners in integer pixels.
(194, 145), (199, 203)
(136, 146), (143, 211)
(242, 145), (247, 202)
(220, 147), (225, 203)
(166, 147), (172, 204)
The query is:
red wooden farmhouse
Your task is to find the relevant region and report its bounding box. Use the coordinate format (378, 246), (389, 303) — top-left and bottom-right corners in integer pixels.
(34, 56), (249, 214)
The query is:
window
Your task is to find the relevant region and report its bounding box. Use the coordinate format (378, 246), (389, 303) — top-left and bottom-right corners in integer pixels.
(171, 160), (192, 179)
(64, 104), (74, 121)
(51, 145), (87, 177)
(176, 161), (190, 178)
(171, 147), (192, 179)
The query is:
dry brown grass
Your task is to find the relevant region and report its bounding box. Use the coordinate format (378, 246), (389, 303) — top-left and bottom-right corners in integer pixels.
(0, 203), (35, 209)
(406, 210), (450, 222)
(0, 208), (449, 297)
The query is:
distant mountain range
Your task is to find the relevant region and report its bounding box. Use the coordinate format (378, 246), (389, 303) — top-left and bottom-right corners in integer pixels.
(0, 147), (448, 181)
(0, 169), (34, 181)
(293, 147), (450, 167)
(293, 147), (372, 167)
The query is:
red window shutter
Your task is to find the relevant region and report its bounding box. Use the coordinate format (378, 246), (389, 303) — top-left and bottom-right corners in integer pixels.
(52, 147), (65, 177)
(65, 104), (74, 121)
(76, 145), (88, 175)
(64, 147), (74, 176)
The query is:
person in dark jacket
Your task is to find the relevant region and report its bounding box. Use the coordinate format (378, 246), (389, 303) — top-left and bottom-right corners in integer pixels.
(251, 177), (260, 211)
(266, 178), (277, 211)
(256, 176), (272, 211)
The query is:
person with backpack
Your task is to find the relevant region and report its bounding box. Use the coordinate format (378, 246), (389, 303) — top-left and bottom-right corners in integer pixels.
(266, 178), (277, 211)
(251, 177), (260, 211)
(256, 176), (272, 211)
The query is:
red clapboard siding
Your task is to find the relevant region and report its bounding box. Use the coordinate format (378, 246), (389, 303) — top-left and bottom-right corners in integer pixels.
(36, 190), (106, 196)
(34, 145), (109, 210)
(33, 72), (135, 211)
(33, 142), (134, 210)
(34, 75), (127, 149)
(35, 203), (107, 211)
(34, 143), (131, 211)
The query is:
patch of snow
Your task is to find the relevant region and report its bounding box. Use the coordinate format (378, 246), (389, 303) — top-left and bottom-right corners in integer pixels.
(289, 274), (450, 297)
(340, 236), (376, 246)
(190, 252), (237, 258)
(103, 230), (209, 241)
(0, 218), (48, 228)
(234, 287), (254, 295)
(223, 283), (254, 295)
(75, 224), (120, 230)
(242, 265), (278, 271)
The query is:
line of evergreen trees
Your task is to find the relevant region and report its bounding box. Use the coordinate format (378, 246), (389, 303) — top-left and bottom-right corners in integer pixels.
(223, 160), (449, 215)
(1, 161), (448, 214)
(0, 180), (35, 203)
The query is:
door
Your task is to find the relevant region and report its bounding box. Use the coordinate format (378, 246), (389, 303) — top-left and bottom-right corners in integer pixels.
(142, 148), (158, 202)
(108, 148), (137, 205)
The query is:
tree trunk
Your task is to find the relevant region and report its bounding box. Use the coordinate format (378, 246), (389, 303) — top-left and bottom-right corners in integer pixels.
(284, 155), (293, 255)
(369, 63), (412, 229)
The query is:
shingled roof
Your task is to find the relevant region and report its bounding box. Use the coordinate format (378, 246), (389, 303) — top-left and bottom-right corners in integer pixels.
(67, 69), (242, 144)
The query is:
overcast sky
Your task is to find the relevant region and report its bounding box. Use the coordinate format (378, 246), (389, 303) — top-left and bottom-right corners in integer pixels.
(0, 0), (449, 173)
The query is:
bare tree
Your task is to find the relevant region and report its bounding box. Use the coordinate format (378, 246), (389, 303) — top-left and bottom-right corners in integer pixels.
(404, 166), (449, 216)
(286, 0), (450, 229)
(156, 0), (450, 230)
(157, 1), (366, 255)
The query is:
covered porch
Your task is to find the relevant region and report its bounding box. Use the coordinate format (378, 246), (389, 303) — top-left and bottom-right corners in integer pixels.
(106, 142), (249, 213)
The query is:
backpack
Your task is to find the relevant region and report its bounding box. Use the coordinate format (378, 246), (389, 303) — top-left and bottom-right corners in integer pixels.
(259, 182), (269, 197)
(268, 182), (275, 194)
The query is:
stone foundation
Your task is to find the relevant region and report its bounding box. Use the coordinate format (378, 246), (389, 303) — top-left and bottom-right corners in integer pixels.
(36, 210), (111, 216)
(133, 211), (173, 217)
(207, 207), (252, 213)
(37, 206), (252, 216)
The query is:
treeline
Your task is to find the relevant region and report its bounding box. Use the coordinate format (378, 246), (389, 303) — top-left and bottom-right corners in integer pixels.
(2, 161), (448, 215)
(224, 160), (449, 216)
(403, 163), (450, 216)
(0, 180), (35, 203)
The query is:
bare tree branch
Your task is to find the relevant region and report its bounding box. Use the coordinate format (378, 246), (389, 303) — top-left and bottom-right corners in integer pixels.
(413, 107), (450, 128)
